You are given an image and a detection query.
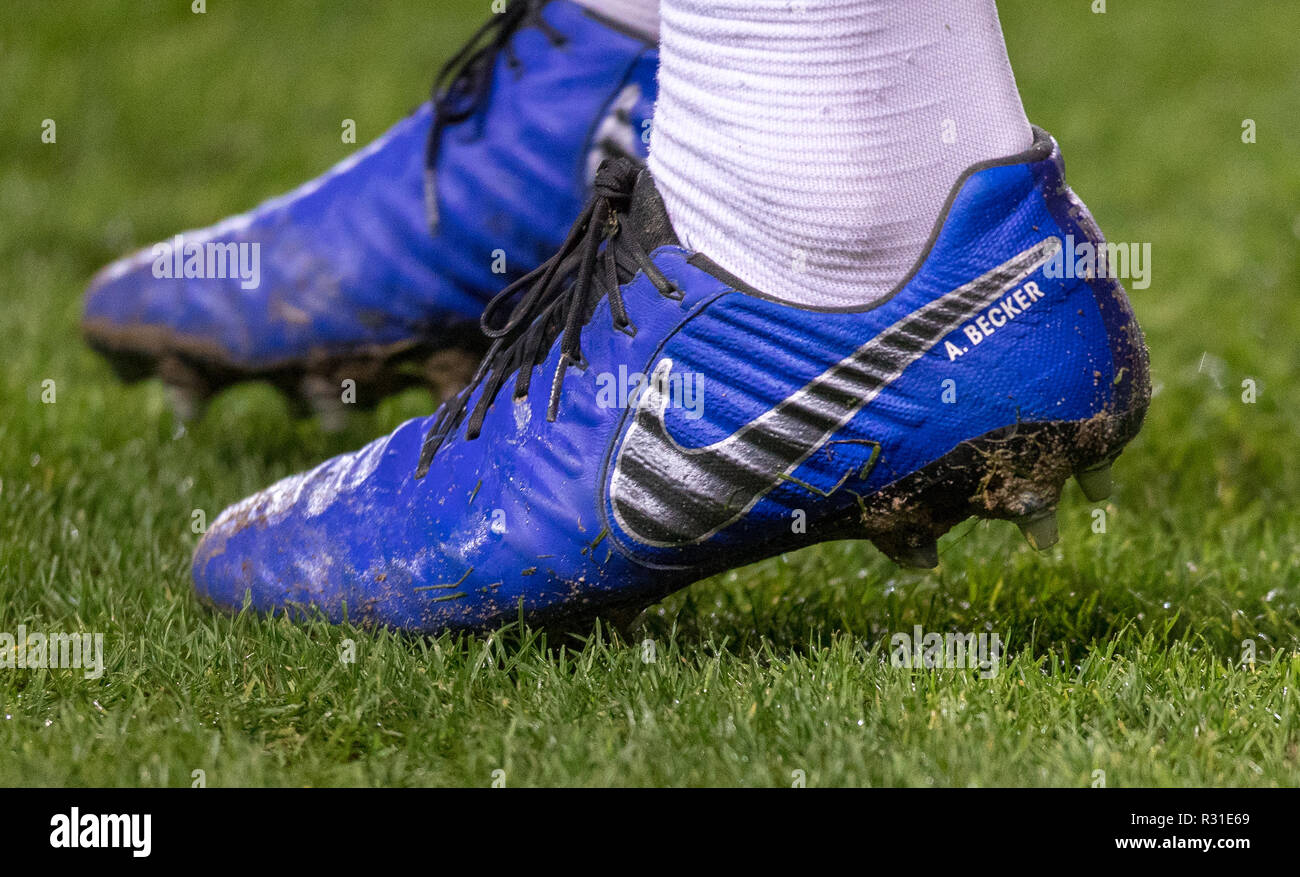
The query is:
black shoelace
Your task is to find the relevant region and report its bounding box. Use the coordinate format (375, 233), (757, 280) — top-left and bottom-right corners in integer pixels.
(415, 158), (681, 478)
(424, 1), (566, 225)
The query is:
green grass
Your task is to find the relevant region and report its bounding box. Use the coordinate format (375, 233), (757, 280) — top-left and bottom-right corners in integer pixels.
(1, 0), (1298, 787)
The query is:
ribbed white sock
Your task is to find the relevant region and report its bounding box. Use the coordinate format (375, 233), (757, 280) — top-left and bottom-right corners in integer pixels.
(571, 0), (660, 40)
(649, 0), (1032, 308)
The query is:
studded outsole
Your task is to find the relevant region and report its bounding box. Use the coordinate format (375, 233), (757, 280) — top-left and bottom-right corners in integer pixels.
(84, 325), (487, 431)
(841, 408), (1145, 568)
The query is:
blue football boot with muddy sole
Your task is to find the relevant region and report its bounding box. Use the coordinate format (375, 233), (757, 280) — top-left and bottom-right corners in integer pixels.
(83, 0), (657, 426)
(193, 127), (1150, 632)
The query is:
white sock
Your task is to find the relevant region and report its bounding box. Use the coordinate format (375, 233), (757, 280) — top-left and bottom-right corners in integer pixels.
(649, 0), (1032, 308)
(571, 0), (660, 41)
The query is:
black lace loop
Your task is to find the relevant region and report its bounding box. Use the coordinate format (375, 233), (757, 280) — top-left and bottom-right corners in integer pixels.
(415, 158), (680, 478)
(424, 1), (566, 228)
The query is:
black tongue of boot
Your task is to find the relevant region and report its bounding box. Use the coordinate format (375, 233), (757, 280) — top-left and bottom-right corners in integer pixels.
(627, 167), (681, 252)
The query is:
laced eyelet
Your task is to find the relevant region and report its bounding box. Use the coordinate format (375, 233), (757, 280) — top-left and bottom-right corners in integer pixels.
(418, 157), (652, 475)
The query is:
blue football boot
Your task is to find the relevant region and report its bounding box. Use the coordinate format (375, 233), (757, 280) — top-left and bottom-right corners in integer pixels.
(82, 0), (657, 424)
(193, 128), (1150, 632)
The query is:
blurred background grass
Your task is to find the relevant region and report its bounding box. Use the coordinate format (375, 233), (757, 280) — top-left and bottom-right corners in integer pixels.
(0, 0), (1297, 786)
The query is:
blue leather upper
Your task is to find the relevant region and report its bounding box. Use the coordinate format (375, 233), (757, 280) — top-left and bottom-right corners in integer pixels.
(83, 0), (658, 369)
(192, 132), (1147, 631)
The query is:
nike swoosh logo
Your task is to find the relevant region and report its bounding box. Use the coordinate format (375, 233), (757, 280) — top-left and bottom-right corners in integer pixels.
(608, 237), (1062, 547)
